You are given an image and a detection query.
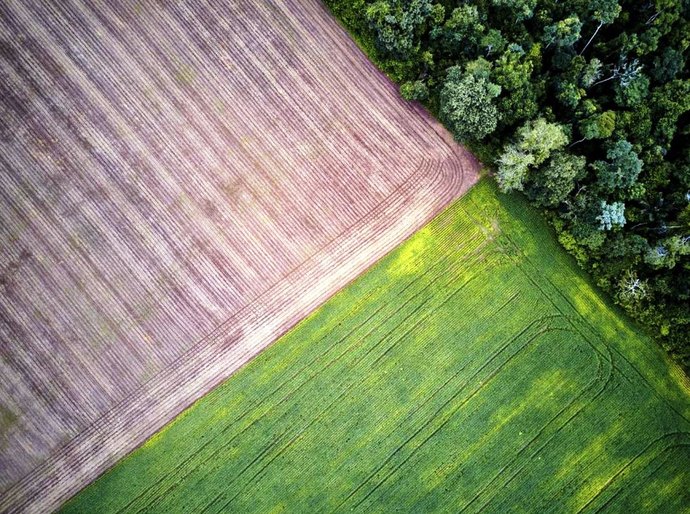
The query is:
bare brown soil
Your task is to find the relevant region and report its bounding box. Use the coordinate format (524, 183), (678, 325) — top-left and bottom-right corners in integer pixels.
(0, 0), (479, 511)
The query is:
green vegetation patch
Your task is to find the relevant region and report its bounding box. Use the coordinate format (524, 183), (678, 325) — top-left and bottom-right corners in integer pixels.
(64, 181), (690, 513)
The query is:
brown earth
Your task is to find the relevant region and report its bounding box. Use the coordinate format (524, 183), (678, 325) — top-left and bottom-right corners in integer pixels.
(0, 0), (479, 511)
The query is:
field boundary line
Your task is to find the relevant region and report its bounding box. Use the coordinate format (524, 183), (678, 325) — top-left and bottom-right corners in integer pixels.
(1, 145), (476, 513)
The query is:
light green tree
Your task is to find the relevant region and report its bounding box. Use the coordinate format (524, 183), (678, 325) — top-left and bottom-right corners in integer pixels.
(543, 16), (583, 48)
(497, 119), (569, 192)
(496, 146), (535, 192)
(597, 201), (626, 230)
(439, 66), (501, 142)
(400, 80), (429, 101)
(514, 118), (569, 165)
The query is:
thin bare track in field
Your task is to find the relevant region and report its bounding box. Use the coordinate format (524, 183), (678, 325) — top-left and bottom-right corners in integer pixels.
(0, 0), (479, 510)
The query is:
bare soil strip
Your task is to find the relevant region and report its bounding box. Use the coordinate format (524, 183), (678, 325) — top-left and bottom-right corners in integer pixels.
(0, 0), (478, 511)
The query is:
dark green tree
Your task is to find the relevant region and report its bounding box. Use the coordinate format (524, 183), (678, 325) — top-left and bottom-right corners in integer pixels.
(365, 0), (437, 58)
(592, 140), (643, 193)
(573, 110), (616, 145)
(480, 29), (507, 57)
(652, 47), (685, 83)
(580, 0), (622, 54)
(492, 46), (541, 126)
(651, 79), (690, 146)
(527, 152), (587, 207)
(491, 0), (537, 22)
(614, 73), (649, 108)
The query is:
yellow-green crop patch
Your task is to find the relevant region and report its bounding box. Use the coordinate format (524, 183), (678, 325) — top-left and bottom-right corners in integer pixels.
(64, 181), (690, 513)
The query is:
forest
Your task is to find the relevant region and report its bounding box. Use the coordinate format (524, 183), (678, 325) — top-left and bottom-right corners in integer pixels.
(325, 0), (690, 372)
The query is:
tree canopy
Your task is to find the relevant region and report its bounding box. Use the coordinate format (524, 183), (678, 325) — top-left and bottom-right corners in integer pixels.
(439, 66), (501, 142)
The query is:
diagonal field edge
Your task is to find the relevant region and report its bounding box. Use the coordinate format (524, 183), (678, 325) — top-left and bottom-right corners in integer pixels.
(0, 0), (480, 510)
(0, 132), (477, 514)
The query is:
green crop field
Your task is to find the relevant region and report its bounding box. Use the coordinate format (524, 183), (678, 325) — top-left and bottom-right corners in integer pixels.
(64, 180), (690, 513)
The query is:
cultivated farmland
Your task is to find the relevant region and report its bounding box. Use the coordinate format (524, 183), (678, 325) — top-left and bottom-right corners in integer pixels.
(0, 0), (478, 511)
(65, 181), (690, 513)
